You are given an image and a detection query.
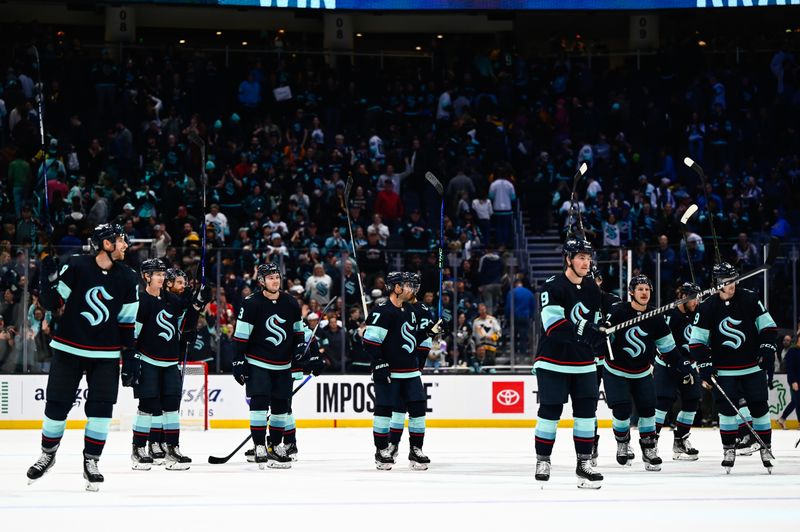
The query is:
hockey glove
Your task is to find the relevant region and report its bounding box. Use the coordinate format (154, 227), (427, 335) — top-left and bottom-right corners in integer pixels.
(121, 350), (141, 388)
(757, 343), (776, 371)
(697, 360), (715, 389)
(371, 359), (391, 385)
(305, 354), (326, 376)
(232, 358), (249, 386)
(575, 319), (605, 351)
(292, 371), (305, 381)
(41, 255), (60, 281)
(676, 358), (694, 386)
(424, 319), (444, 338)
(293, 342), (309, 363)
(192, 284), (211, 311)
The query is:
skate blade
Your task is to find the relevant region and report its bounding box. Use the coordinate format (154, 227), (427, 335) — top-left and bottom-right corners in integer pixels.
(375, 462), (393, 471)
(617, 460), (632, 467)
(723, 466), (733, 474)
(166, 463), (191, 471)
(644, 464), (662, 472)
(85, 481), (100, 492)
(131, 462), (153, 471)
(765, 466), (773, 474)
(267, 461), (291, 469)
(288, 455), (298, 462)
(672, 453), (699, 461)
(152, 459), (165, 466)
(408, 461), (428, 471)
(576, 478), (602, 489)
(534, 476), (550, 482)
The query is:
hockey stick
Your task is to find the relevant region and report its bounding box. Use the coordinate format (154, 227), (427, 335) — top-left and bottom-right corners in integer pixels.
(679, 204), (700, 284)
(207, 296), (338, 464)
(684, 158), (722, 264)
(795, 436), (799, 449)
(206, 375), (312, 465)
(710, 375), (771, 454)
(568, 163), (589, 239)
(603, 266), (768, 336)
(424, 172), (445, 319)
(31, 45), (53, 238)
(343, 176), (368, 320)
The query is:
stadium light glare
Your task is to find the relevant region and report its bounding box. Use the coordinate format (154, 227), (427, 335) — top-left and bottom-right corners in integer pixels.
(436, 34), (443, 39)
(179, 39), (186, 44)
(242, 41), (248, 46)
(697, 40), (707, 47)
(415, 46), (422, 51)
(216, 31), (222, 36)
(356, 33), (363, 37)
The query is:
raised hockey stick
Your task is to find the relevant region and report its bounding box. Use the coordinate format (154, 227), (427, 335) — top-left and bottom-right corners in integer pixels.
(206, 375), (313, 465)
(207, 296), (338, 464)
(710, 375), (772, 455)
(32, 45), (53, 238)
(424, 172), (445, 319)
(344, 176), (369, 320)
(568, 163), (589, 239)
(679, 204), (700, 284)
(603, 266), (768, 336)
(684, 158), (722, 264)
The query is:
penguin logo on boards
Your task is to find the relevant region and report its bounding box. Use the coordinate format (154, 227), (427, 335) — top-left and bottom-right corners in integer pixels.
(570, 302), (590, 324)
(156, 310), (176, 341)
(623, 327), (648, 358)
(81, 286), (114, 326)
(400, 322), (417, 353)
(265, 315), (288, 346)
(719, 317), (746, 349)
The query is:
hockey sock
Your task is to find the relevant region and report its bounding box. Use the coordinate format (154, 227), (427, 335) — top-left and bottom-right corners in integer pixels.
(132, 410), (153, 447)
(737, 406), (753, 440)
(612, 416), (631, 442)
(163, 411), (180, 445)
(389, 411), (405, 445)
(638, 416), (656, 440)
(655, 409), (668, 433)
(408, 416), (425, 449)
(84, 417), (112, 457)
(250, 410), (268, 446)
(373, 415), (391, 450)
(268, 413), (289, 446)
(752, 413), (772, 446)
(674, 410), (696, 439)
(41, 416), (66, 452)
(719, 414), (739, 446)
(573, 417), (595, 456)
(283, 412), (297, 445)
(534, 417), (558, 457)
(150, 415), (164, 444)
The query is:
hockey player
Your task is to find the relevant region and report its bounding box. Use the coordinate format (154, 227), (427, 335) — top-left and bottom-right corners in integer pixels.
(604, 275), (691, 472)
(534, 238), (606, 488)
(655, 281), (702, 461)
(388, 272), (441, 463)
(364, 272), (431, 470)
(28, 224), (139, 491)
(131, 259), (208, 471)
(588, 264), (621, 466)
(232, 263), (323, 469)
(690, 262), (778, 473)
(147, 267), (189, 465)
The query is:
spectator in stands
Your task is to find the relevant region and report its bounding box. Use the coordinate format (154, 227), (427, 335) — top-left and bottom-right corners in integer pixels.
(505, 279), (536, 354)
(477, 244), (503, 313)
(732, 232), (759, 271)
(374, 179), (404, 229)
(488, 170), (516, 249)
(472, 303), (500, 367)
(305, 263), (333, 305)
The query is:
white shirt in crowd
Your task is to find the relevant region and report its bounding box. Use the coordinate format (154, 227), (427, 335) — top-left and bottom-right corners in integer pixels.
(489, 178), (516, 212)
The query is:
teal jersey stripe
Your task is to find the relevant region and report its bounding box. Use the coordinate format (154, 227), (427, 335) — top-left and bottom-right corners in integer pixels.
(118, 302), (139, 324)
(718, 366), (761, 377)
(364, 325), (388, 344)
(391, 370), (421, 379)
(134, 321), (143, 339)
(50, 340), (119, 358)
(602, 361), (651, 379)
(139, 353), (178, 368)
(533, 360), (596, 375)
(420, 337), (433, 348)
(655, 334), (676, 353)
(541, 305), (566, 330)
(689, 325), (710, 345)
(246, 357), (291, 371)
(756, 313), (777, 332)
(234, 320), (254, 340)
(57, 280), (72, 300)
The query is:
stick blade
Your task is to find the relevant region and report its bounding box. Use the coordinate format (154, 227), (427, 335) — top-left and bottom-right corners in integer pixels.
(683, 157), (695, 168)
(207, 455), (230, 464)
(425, 172), (444, 195)
(680, 204), (699, 225)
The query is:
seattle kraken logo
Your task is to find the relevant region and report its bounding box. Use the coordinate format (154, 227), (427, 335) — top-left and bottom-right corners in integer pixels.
(156, 310), (176, 341)
(719, 317), (745, 349)
(81, 286), (113, 326)
(400, 322), (417, 353)
(194, 337), (204, 351)
(316, 281), (329, 297)
(623, 327), (648, 358)
(265, 315), (287, 346)
(683, 324), (692, 343)
(570, 302), (590, 324)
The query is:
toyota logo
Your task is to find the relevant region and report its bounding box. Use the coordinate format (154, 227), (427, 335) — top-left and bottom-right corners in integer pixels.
(496, 389), (520, 406)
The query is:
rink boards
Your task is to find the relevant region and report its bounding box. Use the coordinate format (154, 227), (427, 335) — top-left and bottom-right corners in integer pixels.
(0, 374), (796, 429)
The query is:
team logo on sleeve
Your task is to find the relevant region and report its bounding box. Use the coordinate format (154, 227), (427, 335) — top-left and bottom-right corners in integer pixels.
(265, 315), (288, 346)
(400, 322), (418, 353)
(81, 286), (114, 326)
(570, 302), (590, 324)
(718, 318), (745, 349)
(623, 327), (648, 358)
(156, 310), (176, 341)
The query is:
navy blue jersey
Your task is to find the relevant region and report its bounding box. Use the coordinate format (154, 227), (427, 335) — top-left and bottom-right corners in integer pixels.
(535, 273), (603, 374)
(50, 255), (139, 359)
(689, 288), (777, 377)
(363, 300), (419, 379)
(135, 288), (192, 367)
(663, 307), (695, 361)
(407, 300), (436, 369)
(605, 303), (677, 379)
(233, 291), (305, 371)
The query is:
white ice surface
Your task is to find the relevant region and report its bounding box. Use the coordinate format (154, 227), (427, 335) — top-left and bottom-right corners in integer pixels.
(2, 428), (799, 531)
